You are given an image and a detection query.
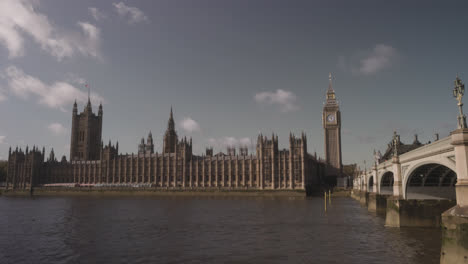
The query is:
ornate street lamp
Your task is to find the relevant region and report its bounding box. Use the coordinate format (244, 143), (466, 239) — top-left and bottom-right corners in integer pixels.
(453, 75), (467, 129)
(392, 131), (399, 157)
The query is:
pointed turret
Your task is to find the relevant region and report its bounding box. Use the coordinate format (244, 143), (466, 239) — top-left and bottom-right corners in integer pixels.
(73, 100), (78, 114)
(326, 72), (337, 103)
(85, 96), (92, 113)
(98, 102), (103, 116)
(85, 83), (92, 112)
(163, 107), (178, 153)
(168, 106), (175, 131)
(147, 131), (153, 142)
(144, 131), (154, 154)
(49, 148), (55, 161)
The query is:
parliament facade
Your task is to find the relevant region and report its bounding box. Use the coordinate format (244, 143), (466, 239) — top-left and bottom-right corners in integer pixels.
(6, 76), (343, 192)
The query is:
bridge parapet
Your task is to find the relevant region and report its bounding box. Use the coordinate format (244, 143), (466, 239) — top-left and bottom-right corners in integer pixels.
(399, 136), (453, 164)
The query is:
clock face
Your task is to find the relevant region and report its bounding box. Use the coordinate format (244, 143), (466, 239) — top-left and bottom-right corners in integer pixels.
(327, 114), (335, 122)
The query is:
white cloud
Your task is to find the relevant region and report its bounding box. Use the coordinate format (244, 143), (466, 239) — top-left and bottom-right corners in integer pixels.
(208, 137), (252, 148)
(239, 137), (251, 146)
(47, 122), (67, 135)
(88, 7), (106, 21)
(340, 44), (398, 75)
(2, 66), (105, 111)
(254, 89), (298, 112)
(0, 0), (102, 60)
(0, 135), (5, 144)
(113, 2), (149, 24)
(76, 21), (101, 59)
(358, 44), (397, 75)
(179, 117), (201, 133)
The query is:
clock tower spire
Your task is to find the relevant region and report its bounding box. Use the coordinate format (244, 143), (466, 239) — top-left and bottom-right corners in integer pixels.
(322, 73), (343, 186)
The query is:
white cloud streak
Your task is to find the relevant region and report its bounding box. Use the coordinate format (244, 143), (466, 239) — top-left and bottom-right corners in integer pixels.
(113, 2), (149, 24)
(340, 44), (398, 75)
(254, 89), (298, 112)
(88, 7), (106, 21)
(48, 122), (67, 135)
(179, 117), (201, 133)
(0, 135), (6, 144)
(0, 0), (101, 60)
(2, 66), (105, 111)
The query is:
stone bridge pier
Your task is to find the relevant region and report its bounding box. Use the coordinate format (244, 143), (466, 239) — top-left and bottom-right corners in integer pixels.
(441, 129), (468, 264)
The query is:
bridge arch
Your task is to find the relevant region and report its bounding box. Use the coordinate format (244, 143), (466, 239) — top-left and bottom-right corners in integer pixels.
(379, 171), (394, 195)
(367, 175), (374, 191)
(403, 161), (457, 200)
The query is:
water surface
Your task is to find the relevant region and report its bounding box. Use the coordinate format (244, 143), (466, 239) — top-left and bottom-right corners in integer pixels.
(0, 196), (441, 263)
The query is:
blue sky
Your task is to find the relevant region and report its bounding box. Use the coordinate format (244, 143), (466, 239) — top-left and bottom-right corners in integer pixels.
(0, 0), (467, 169)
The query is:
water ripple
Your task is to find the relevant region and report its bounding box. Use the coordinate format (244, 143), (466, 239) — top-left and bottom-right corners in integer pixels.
(0, 196), (440, 264)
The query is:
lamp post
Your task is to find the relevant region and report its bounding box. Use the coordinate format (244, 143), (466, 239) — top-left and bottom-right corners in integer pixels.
(453, 75), (467, 129)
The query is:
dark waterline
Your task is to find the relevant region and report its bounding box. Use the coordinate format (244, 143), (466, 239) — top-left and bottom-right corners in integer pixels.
(0, 196), (440, 264)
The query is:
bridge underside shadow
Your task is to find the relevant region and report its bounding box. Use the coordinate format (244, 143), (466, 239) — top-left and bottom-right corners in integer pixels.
(406, 163), (457, 200)
(380, 172), (394, 196)
(385, 163), (457, 228)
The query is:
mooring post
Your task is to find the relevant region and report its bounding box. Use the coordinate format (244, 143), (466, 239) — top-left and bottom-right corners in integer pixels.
(324, 191), (327, 212)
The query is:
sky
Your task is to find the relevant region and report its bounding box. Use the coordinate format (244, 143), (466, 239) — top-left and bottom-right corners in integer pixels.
(0, 0), (468, 169)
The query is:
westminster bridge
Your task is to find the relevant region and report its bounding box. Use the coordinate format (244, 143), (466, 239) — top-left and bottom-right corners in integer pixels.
(351, 129), (468, 264)
(350, 76), (468, 263)
(351, 131), (468, 262)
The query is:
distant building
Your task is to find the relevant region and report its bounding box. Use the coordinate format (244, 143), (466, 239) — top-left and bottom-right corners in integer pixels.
(379, 132), (424, 162)
(323, 73), (343, 186)
(6, 75), (343, 192)
(138, 132), (154, 155)
(6, 103), (326, 192)
(70, 99), (102, 161)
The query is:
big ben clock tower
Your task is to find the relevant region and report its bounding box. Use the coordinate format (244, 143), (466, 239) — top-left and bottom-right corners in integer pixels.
(322, 73), (343, 182)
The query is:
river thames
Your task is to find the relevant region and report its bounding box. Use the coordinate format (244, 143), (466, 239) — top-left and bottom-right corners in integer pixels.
(0, 195), (440, 263)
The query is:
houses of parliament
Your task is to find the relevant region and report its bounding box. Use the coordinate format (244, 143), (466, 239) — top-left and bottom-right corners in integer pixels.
(5, 75), (344, 192)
